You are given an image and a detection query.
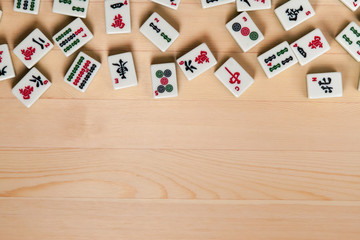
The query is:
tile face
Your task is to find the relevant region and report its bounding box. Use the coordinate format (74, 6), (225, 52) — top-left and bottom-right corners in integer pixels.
(0, 10), (2, 21)
(139, 12), (179, 52)
(336, 22), (360, 62)
(226, 11), (264, 52)
(13, 28), (54, 69)
(307, 72), (342, 99)
(0, 44), (16, 81)
(275, 0), (315, 31)
(214, 58), (254, 98)
(236, 0), (271, 12)
(13, 0), (40, 15)
(290, 28), (330, 66)
(52, 0), (89, 18)
(64, 52), (101, 92)
(339, 0), (360, 11)
(151, 63), (178, 98)
(53, 18), (93, 57)
(12, 67), (51, 108)
(108, 52), (137, 90)
(151, 0), (180, 10)
(201, 0), (235, 9)
(257, 41), (298, 79)
(105, 0), (131, 34)
(177, 43), (217, 81)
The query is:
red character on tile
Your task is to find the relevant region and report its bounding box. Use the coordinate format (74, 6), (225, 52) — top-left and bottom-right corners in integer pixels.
(19, 85), (34, 100)
(21, 47), (36, 60)
(111, 14), (125, 29)
(225, 67), (241, 91)
(195, 51), (209, 64)
(308, 36), (323, 49)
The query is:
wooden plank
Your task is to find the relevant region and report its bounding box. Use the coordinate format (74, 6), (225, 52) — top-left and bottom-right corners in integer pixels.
(1, 99), (360, 151)
(0, 198), (359, 240)
(0, 149), (359, 200)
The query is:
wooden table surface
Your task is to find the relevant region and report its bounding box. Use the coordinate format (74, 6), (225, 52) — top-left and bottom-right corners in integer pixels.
(1, 0), (360, 239)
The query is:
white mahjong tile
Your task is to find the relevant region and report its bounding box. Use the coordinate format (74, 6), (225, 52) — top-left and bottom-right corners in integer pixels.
(52, 0), (89, 18)
(12, 67), (51, 108)
(307, 72), (342, 99)
(0, 10), (2, 22)
(275, 0), (315, 31)
(201, 0), (235, 9)
(151, 0), (180, 10)
(236, 0), (271, 12)
(339, 0), (360, 11)
(214, 57), (254, 97)
(13, 28), (53, 69)
(336, 22), (360, 62)
(257, 41), (298, 79)
(13, 0), (40, 15)
(151, 63), (178, 98)
(139, 12), (179, 52)
(64, 52), (101, 92)
(105, 0), (131, 34)
(53, 18), (93, 57)
(177, 43), (217, 81)
(290, 28), (330, 66)
(0, 44), (16, 81)
(226, 11), (264, 52)
(108, 52), (138, 90)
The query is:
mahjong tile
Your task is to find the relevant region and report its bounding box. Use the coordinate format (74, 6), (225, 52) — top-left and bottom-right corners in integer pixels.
(0, 44), (16, 81)
(53, 18), (93, 57)
(336, 22), (360, 62)
(226, 11), (264, 52)
(105, 0), (131, 34)
(64, 52), (101, 92)
(52, 0), (89, 18)
(236, 0), (271, 12)
(257, 41), (298, 79)
(12, 67), (51, 108)
(177, 43), (217, 81)
(108, 52), (138, 90)
(201, 0), (235, 9)
(13, 28), (53, 69)
(275, 0), (315, 31)
(13, 0), (40, 15)
(339, 0), (360, 11)
(0, 10), (2, 21)
(214, 57), (254, 97)
(307, 72), (342, 99)
(151, 0), (180, 10)
(290, 28), (330, 66)
(151, 63), (177, 98)
(139, 12), (179, 52)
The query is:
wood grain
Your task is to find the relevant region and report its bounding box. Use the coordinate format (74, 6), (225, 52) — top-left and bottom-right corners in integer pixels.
(1, 99), (360, 151)
(1, 149), (360, 200)
(1, 198), (360, 240)
(0, 0), (360, 239)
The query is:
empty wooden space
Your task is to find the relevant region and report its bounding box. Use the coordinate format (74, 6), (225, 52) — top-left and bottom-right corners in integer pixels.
(0, 0), (360, 239)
